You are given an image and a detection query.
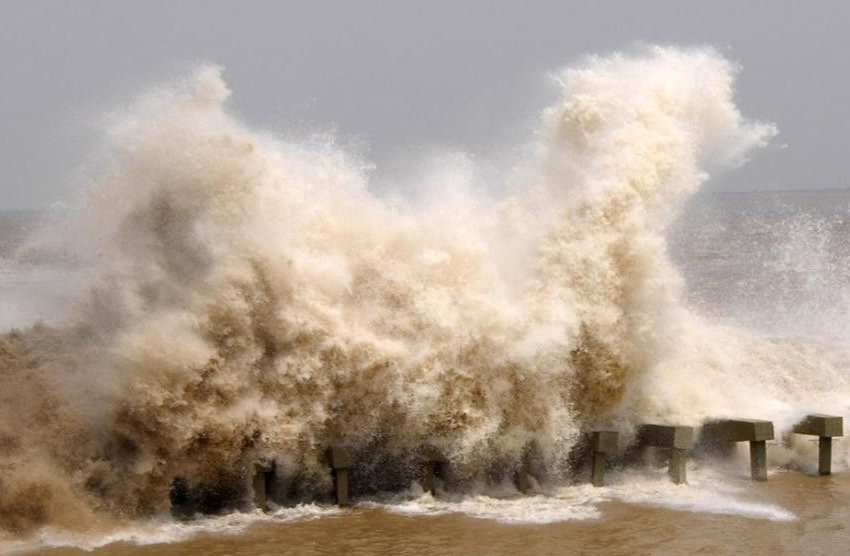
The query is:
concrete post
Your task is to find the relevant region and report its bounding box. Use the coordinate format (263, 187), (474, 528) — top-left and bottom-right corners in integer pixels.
(422, 463), (437, 495)
(252, 472), (266, 510)
(334, 467), (350, 506)
(327, 445), (354, 507)
(422, 462), (444, 495)
(421, 446), (449, 496)
(589, 431), (618, 487)
(515, 442), (538, 494)
(819, 436), (833, 476)
(669, 448), (687, 484)
(169, 477), (193, 518)
(516, 463), (531, 493)
(750, 440), (768, 481)
(252, 463), (273, 511)
(591, 451), (607, 487)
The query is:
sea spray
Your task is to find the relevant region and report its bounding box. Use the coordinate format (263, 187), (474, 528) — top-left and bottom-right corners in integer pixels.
(2, 46), (845, 542)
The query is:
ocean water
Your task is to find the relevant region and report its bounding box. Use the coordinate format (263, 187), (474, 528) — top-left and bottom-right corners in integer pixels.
(671, 190), (850, 342)
(1, 46), (850, 555)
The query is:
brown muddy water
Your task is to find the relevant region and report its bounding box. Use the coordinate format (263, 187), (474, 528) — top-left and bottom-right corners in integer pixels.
(19, 471), (850, 556)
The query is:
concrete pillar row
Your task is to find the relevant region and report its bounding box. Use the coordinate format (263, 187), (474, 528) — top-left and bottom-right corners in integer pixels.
(183, 413), (846, 520)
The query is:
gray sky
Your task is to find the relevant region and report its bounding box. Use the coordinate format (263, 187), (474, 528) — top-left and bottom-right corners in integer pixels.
(1, 0), (849, 209)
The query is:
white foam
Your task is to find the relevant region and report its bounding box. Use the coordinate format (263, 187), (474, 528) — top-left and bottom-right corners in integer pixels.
(1, 505), (341, 554)
(598, 467), (796, 522)
(361, 484), (602, 524)
(362, 467), (795, 525)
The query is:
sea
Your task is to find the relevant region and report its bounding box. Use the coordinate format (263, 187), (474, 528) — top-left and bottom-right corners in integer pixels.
(2, 48), (850, 555)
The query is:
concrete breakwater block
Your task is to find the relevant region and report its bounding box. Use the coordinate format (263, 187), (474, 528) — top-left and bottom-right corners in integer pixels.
(327, 445), (355, 507)
(589, 430), (619, 487)
(700, 419), (774, 481)
(710, 419), (775, 442)
(637, 424), (695, 450)
(636, 424), (694, 484)
(792, 414), (843, 438)
(792, 414), (843, 475)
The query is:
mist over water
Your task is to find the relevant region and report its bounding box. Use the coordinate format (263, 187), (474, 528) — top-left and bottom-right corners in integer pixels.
(1, 46), (849, 549)
(670, 190), (850, 342)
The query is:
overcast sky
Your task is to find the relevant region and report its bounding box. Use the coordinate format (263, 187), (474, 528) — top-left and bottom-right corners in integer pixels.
(1, 0), (849, 209)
